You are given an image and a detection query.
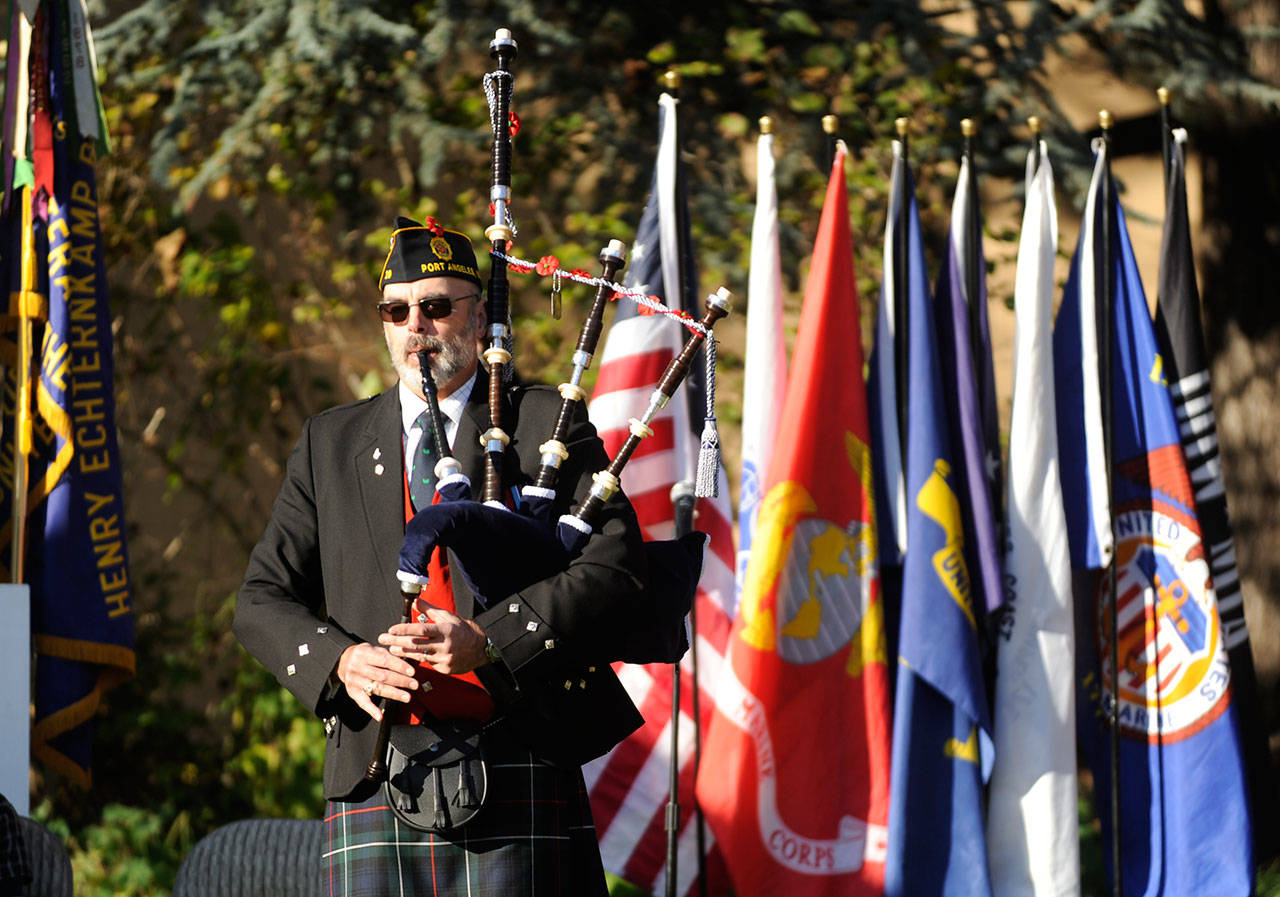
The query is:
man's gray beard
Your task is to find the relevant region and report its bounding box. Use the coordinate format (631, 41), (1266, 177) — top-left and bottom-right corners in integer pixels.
(389, 333), (471, 391)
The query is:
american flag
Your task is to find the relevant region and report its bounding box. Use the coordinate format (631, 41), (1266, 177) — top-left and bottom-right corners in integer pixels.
(583, 92), (735, 897)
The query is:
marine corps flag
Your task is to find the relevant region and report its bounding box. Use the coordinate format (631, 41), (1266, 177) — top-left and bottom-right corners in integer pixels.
(0, 0), (133, 785)
(697, 144), (891, 897)
(1054, 139), (1252, 895)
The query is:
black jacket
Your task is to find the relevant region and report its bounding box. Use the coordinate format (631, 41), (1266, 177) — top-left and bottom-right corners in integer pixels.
(234, 369), (647, 800)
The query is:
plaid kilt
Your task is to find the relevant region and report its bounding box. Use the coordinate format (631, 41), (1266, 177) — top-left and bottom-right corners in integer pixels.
(322, 737), (607, 897)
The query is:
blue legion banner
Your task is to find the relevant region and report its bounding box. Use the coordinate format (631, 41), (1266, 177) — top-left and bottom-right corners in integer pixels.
(1054, 145), (1251, 896)
(883, 162), (993, 897)
(27, 0), (134, 784)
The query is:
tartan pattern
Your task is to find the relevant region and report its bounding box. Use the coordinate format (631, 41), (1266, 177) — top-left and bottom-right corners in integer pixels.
(323, 740), (607, 897)
(0, 794), (30, 889)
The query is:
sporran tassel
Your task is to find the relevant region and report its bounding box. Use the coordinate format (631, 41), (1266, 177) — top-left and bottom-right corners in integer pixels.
(432, 766), (449, 830)
(457, 762), (480, 809)
(695, 334), (720, 498)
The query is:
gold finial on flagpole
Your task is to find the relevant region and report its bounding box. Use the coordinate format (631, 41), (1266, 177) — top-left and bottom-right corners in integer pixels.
(1157, 86), (1170, 106)
(663, 70), (681, 91)
(895, 116), (909, 137)
(821, 114), (837, 135)
(961, 118), (976, 138)
(1028, 115), (1042, 134)
(1098, 109), (1113, 131)
(759, 116), (773, 135)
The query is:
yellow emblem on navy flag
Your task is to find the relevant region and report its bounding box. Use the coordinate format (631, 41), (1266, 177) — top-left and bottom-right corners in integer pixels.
(431, 235), (453, 261)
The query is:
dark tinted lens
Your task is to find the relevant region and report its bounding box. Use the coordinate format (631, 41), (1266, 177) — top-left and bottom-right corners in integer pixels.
(377, 301), (411, 323)
(418, 297), (454, 319)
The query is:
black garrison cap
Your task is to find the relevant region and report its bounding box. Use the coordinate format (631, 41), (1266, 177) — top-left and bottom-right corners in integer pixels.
(378, 216), (482, 290)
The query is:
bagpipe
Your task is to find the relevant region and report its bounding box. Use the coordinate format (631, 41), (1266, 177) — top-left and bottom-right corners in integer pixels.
(392, 26), (731, 668)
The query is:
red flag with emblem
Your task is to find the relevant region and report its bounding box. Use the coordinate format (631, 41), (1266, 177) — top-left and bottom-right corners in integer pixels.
(696, 145), (891, 896)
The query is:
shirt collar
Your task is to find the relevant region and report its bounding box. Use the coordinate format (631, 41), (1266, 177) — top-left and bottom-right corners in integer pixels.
(397, 369), (477, 436)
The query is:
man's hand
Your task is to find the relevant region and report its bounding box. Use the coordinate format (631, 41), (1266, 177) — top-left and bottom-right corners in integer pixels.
(379, 602), (489, 676)
(336, 642), (419, 722)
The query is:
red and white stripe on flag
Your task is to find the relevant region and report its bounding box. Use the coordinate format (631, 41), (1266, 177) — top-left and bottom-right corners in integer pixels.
(585, 308), (736, 897)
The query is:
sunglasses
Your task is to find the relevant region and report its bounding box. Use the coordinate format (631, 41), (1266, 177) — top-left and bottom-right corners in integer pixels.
(377, 293), (480, 324)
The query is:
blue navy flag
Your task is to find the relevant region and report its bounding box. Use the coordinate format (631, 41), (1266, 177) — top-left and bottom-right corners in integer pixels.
(883, 152), (994, 897)
(934, 155), (1003, 617)
(1153, 129), (1277, 865)
(1054, 140), (1252, 896)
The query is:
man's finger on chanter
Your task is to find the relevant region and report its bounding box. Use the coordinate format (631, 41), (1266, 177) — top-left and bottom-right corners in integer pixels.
(380, 625), (445, 645)
(359, 671), (417, 702)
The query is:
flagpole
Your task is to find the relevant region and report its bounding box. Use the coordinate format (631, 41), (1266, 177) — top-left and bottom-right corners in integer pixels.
(893, 117), (911, 468)
(663, 70), (691, 311)
(822, 114), (838, 175)
(1157, 87), (1172, 200)
(661, 68), (709, 896)
(960, 118), (984, 389)
(1028, 116), (1042, 178)
(1098, 107), (1123, 897)
(10, 184), (37, 583)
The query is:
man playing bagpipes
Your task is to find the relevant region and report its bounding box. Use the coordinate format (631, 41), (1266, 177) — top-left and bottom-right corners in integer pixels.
(234, 217), (661, 896)
(235, 26), (735, 893)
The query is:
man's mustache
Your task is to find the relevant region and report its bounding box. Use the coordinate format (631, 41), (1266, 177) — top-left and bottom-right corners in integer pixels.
(404, 337), (444, 356)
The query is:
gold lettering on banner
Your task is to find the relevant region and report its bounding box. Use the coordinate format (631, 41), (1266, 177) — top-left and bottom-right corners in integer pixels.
(84, 497), (130, 617)
(38, 159), (132, 621)
(916, 459), (976, 630)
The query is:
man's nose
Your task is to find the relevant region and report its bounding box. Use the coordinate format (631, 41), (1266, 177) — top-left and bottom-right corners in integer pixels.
(406, 302), (433, 332)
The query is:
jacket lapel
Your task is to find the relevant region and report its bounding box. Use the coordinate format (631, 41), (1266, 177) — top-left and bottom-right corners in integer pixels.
(352, 389), (406, 593)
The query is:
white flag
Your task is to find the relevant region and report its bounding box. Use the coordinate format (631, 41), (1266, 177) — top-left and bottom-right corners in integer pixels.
(734, 129), (788, 610)
(986, 145), (1080, 897)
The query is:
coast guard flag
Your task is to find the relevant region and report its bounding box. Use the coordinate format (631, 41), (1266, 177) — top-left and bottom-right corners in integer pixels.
(1054, 139), (1252, 896)
(934, 152), (1003, 615)
(883, 144), (994, 897)
(585, 92), (735, 897)
(1153, 128), (1277, 864)
(986, 144), (1079, 897)
(735, 126), (788, 613)
(698, 143), (891, 897)
(0, 0), (133, 786)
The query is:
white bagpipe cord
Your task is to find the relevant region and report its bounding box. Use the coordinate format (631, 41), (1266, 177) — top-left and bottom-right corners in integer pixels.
(489, 248), (727, 498)
(696, 334), (721, 498)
